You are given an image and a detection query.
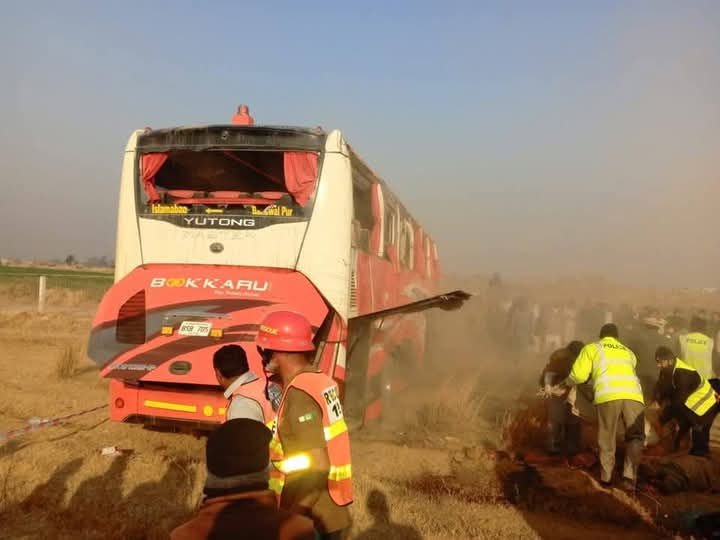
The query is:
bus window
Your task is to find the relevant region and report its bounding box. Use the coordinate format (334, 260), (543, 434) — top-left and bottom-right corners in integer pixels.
(384, 204), (397, 254)
(369, 184), (385, 257)
(425, 236), (433, 279)
(138, 149), (318, 219)
(399, 219), (414, 270)
(414, 226), (426, 277)
(352, 183), (373, 253)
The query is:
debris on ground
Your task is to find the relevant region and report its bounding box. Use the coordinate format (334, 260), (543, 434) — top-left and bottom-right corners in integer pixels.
(100, 446), (133, 457)
(639, 455), (720, 495)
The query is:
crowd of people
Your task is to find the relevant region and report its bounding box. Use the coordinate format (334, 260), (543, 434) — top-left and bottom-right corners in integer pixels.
(490, 295), (720, 360)
(486, 274), (719, 495)
(531, 314), (719, 495)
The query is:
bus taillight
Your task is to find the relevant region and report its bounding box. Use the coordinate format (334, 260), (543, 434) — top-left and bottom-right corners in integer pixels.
(116, 290), (146, 344)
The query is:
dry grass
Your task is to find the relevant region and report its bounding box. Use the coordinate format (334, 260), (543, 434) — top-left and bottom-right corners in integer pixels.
(55, 345), (82, 379)
(412, 376), (486, 433)
(0, 307), (717, 539)
(0, 283), (104, 310)
(0, 459), (16, 515)
(500, 402), (548, 453)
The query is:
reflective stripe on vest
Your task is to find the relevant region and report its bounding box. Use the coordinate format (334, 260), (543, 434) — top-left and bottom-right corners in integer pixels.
(269, 371), (353, 506)
(591, 339), (644, 404)
(674, 358), (716, 417)
(679, 333), (715, 380)
(268, 416), (285, 497)
(228, 376), (276, 425)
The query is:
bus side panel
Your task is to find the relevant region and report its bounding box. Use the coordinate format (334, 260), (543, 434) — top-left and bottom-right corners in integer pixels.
(353, 220), (439, 424)
(115, 131), (144, 282)
(296, 131), (353, 322)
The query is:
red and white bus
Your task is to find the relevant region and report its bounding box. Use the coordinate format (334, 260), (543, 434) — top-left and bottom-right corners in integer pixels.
(88, 106), (468, 430)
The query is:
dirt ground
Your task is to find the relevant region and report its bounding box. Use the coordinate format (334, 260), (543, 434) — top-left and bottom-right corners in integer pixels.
(0, 307), (718, 539)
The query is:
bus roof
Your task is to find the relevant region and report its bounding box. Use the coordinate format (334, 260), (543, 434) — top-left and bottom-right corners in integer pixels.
(136, 125), (327, 153)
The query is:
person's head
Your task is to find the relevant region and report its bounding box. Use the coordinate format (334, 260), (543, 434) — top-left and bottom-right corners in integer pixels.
(654, 346), (676, 370)
(599, 323), (619, 340)
(213, 345), (249, 389)
(642, 316), (665, 334)
(566, 340), (584, 358)
(204, 418), (272, 498)
(256, 311), (315, 381)
(690, 316), (707, 334)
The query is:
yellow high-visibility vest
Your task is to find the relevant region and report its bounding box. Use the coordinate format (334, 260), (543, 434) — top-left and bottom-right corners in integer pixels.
(567, 337), (644, 405)
(679, 332), (715, 380)
(674, 358), (716, 417)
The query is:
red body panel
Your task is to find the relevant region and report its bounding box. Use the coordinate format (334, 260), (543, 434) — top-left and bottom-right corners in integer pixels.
(352, 231), (438, 422)
(89, 264), (329, 425)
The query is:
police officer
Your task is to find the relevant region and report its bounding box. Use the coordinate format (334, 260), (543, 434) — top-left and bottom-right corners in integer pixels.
(563, 324), (645, 491)
(654, 346), (719, 457)
(257, 310), (352, 539)
(678, 317), (719, 392)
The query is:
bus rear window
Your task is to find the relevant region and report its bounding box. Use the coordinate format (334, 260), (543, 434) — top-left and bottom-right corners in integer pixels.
(138, 149), (318, 217)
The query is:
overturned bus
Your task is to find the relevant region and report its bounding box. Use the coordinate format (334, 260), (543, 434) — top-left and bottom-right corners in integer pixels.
(88, 106), (469, 431)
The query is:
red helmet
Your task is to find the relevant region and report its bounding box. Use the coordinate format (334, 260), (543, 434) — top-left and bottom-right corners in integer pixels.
(256, 311), (315, 352)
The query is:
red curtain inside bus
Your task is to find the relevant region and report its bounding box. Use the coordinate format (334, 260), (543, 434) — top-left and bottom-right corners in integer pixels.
(370, 185), (383, 256)
(283, 152), (318, 206)
(141, 153), (168, 202)
(414, 226), (426, 277)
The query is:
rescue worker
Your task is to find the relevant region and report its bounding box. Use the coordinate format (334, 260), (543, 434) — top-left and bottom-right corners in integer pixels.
(653, 346), (719, 458)
(257, 310), (352, 539)
(678, 317), (719, 391)
(561, 324), (645, 491)
(538, 340), (584, 456)
(213, 344), (274, 424)
(171, 418), (317, 540)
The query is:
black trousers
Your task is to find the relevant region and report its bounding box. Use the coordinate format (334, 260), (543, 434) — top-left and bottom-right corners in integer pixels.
(690, 403), (719, 455)
(547, 396), (580, 456)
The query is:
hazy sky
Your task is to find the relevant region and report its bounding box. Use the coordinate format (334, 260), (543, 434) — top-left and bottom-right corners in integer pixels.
(1, 1), (718, 287)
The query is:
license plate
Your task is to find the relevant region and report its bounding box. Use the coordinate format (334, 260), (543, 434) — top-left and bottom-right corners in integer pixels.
(178, 321), (212, 337)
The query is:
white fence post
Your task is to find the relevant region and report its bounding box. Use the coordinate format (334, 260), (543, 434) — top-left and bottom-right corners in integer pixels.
(38, 276), (47, 313)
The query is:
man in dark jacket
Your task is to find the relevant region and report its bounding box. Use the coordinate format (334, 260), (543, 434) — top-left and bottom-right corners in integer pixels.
(654, 346), (719, 458)
(539, 340), (585, 455)
(171, 419), (317, 540)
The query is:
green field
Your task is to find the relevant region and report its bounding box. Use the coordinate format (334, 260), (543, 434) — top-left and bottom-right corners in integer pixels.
(0, 266), (113, 301)
(0, 265), (113, 278)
